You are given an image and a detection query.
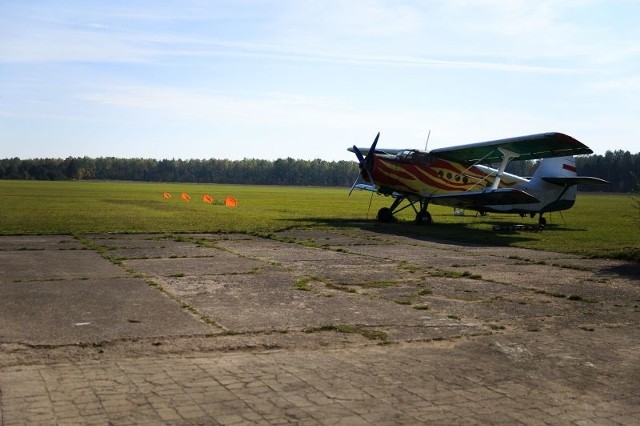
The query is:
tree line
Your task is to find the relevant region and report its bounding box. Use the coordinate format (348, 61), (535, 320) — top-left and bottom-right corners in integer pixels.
(0, 157), (359, 187)
(504, 150), (639, 192)
(0, 150), (638, 192)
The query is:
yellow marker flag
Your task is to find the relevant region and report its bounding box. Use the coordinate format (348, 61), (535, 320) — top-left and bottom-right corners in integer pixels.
(181, 192), (191, 202)
(162, 192), (172, 199)
(202, 194), (213, 204)
(225, 196), (237, 207)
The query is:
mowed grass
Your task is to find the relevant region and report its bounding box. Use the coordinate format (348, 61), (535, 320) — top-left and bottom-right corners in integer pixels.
(0, 180), (638, 259)
(0, 180), (370, 234)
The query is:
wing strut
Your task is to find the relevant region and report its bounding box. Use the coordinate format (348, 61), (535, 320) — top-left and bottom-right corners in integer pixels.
(491, 148), (520, 190)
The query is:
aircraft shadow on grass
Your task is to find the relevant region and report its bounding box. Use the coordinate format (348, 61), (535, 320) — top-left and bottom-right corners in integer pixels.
(280, 217), (562, 248)
(282, 218), (639, 279)
(600, 262), (640, 279)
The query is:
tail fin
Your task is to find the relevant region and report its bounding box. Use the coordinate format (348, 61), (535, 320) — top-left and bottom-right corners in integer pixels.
(533, 156), (608, 186)
(532, 156), (577, 180)
(520, 156), (607, 216)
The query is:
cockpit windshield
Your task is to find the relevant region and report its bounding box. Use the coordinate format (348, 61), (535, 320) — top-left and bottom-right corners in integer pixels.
(396, 150), (432, 164)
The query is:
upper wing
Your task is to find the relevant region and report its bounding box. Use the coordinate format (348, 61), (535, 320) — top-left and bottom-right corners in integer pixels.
(429, 132), (593, 164)
(347, 147), (403, 157)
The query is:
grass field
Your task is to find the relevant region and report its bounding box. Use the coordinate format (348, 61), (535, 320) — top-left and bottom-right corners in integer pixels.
(1, 180), (638, 260)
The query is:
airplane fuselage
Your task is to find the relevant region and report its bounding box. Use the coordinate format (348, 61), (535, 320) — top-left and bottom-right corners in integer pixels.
(369, 151), (577, 215)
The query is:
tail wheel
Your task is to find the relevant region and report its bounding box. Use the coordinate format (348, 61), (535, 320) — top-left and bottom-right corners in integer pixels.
(377, 207), (394, 223)
(415, 211), (432, 225)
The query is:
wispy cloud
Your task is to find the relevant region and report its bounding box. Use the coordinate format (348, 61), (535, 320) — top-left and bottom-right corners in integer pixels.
(0, 21), (581, 74)
(0, 19), (153, 63)
(0, 0), (593, 74)
(76, 85), (353, 125)
(588, 77), (640, 92)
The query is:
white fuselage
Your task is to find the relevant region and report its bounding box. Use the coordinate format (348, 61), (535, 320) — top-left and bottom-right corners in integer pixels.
(483, 156), (578, 214)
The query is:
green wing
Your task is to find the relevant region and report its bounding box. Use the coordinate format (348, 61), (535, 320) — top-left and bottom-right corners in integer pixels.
(430, 132), (593, 164)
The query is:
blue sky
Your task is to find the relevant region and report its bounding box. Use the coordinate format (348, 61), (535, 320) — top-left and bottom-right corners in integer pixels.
(1, 0), (639, 161)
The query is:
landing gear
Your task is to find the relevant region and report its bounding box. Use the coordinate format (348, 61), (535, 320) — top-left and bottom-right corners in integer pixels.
(376, 197), (433, 225)
(415, 211), (432, 225)
(528, 213), (547, 228)
(376, 197), (404, 223)
(413, 200), (433, 226)
(377, 207), (394, 223)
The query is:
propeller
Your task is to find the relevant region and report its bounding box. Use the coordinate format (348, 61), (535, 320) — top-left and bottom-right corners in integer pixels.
(348, 132), (380, 196)
(348, 176), (360, 196)
(365, 132), (380, 170)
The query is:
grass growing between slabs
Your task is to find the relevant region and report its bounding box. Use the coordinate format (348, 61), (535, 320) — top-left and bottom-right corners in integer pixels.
(0, 180), (638, 260)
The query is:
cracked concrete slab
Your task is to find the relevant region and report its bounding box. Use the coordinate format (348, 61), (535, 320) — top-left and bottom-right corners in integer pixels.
(216, 238), (352, 263)
(0, 235), (83, 251)
(154, 270), (469, 335)
(123, 252), (266, 277)
(0, 250), (128, 281)
(0, 278), (214, 345)
(0, 231), (638, 425)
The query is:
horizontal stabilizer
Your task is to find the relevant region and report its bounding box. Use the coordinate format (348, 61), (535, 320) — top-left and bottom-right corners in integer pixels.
(542, 176), (609, 186)
(430, 188), (540, 209)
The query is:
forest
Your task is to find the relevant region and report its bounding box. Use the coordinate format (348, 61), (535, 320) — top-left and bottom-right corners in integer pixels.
(0, 150), (638, 192)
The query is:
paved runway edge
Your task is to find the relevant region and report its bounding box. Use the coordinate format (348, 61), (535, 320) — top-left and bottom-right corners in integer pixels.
(1, 232), (639, 424)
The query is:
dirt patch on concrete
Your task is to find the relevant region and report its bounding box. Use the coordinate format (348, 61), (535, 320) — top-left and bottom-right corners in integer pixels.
(0, 231), (638, 366)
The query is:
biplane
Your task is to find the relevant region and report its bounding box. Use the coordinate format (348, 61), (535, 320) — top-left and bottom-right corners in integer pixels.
(349, 132), (608, 226)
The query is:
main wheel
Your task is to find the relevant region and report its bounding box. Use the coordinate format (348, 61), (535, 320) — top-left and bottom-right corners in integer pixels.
(539, 216), (547, 227)
(415, 211), (432, 225)
(377, 207), (394, 223)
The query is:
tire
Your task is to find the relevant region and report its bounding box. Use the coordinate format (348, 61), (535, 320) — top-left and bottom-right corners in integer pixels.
(415, 211), (432, 225)
(377, 207), (394, 223)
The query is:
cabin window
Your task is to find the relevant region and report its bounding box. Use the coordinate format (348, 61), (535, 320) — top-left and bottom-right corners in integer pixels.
(398, 150), (414, 161)
(398, 150), (432, 165)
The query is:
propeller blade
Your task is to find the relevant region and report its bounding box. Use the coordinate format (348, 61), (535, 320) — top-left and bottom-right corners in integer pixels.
(369, 132), (380, 156)
(352, 145), (366, 165)
(350, 132), (381, 189)
(362, 168), (374, 185)
(348, 176), (359, 196)
(361, 132), (380, 184)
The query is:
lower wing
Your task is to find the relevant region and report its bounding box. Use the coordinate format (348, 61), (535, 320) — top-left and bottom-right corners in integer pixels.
(353, 184), (539, 209)
(429, 188), (539, 209)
